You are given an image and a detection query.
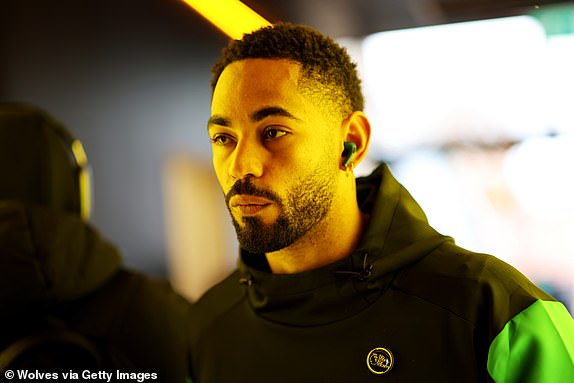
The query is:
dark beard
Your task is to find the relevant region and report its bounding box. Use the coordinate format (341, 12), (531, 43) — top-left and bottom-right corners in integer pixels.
(225, 170), (335, 254)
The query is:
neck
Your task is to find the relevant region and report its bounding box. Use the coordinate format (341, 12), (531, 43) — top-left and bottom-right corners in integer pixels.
(265, 189), (366, 274)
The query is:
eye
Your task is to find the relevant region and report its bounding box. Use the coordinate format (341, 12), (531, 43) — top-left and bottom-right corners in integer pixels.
(211, 134), (235, 146)
(263, 127), (287, 141)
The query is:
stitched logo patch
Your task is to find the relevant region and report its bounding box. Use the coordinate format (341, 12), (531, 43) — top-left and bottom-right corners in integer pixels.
(366, 347), (394, 375)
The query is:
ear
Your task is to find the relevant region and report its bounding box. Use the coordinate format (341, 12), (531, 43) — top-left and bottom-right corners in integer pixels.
(340, 111), (371, 169)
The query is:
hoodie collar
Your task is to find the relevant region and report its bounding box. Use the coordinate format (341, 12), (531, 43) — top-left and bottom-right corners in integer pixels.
(237, 164), (450, 326)
(0, 201), (121, 313)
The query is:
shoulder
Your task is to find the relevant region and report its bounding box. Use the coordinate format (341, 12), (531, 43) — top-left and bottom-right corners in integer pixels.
(393, 242), (553, 330)
(188, 270), (246, 338)
(72, 269), (192, 339)
(52, 269), (192, 380)
(95, 269), (191, 313)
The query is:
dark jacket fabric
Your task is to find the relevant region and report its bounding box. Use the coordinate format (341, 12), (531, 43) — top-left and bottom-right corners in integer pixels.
(189, 164), (574, 382)
(0, 201), (192, 382)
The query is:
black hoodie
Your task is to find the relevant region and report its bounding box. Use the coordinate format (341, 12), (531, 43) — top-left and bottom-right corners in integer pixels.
(0, 201), (192, 382)
(189, 164), (574, 382)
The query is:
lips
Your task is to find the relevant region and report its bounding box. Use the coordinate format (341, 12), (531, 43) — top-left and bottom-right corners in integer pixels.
(230, 195), (273, 216)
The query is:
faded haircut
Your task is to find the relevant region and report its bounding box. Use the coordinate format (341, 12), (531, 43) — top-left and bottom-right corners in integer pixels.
(210, 22), (364, 118)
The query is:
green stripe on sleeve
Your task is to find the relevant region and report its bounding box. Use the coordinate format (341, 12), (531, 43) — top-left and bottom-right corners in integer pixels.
(487, 299), (574, 382)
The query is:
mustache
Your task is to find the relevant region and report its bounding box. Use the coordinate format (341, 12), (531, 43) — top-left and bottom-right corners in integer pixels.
(225, 178), (282, 206)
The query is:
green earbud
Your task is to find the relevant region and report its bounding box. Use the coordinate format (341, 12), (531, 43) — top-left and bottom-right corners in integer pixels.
(342, 141), (357, 167)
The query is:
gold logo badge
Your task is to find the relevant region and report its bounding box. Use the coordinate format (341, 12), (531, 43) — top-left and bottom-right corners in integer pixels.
(367, 347), (394, 375)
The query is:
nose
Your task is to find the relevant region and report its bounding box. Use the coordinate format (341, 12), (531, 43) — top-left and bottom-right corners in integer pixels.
(228, 139), (264, 180)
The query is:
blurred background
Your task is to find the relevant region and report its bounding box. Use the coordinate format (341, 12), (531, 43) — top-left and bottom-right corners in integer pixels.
(2, 0), (573, 311)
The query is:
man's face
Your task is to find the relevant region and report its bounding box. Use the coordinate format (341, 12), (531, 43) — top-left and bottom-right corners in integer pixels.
(208, 58), (343, 254)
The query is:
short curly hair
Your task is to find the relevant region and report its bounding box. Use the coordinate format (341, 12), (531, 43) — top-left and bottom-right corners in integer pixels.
(211, 23), (364, 117)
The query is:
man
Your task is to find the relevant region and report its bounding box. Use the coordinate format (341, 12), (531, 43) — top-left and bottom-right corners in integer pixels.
(189, 23), (574, 382)
(0, 102), (192, 381)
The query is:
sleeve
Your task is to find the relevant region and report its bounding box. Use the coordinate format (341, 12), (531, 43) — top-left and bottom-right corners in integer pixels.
(487, 299), (574, 382)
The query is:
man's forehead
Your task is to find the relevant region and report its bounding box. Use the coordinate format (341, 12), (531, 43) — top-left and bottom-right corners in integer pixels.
(217, 58), (302, 85)
(211, 59), (307, 116)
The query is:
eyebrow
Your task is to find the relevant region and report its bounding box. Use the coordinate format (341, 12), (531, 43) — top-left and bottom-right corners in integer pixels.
(207, 115), (230, 128)
(250, 106), (300, 122)
(207, 106), (300, 130)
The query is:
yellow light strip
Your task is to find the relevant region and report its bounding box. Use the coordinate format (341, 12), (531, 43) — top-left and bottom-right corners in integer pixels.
(71, 140), (91, 221)
(182, 0), (272, 39)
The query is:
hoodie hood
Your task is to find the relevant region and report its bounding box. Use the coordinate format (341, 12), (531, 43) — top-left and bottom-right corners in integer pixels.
(0, 201), (121, 313)
(238, 163), (452, 325)
(354, 163), (451, 275)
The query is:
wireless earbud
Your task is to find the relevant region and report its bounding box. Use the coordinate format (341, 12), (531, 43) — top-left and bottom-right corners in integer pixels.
(342, 141), (357, 167)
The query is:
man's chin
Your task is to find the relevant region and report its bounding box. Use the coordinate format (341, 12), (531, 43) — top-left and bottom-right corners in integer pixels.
(233, 218), (295, 254)
(237, 236), (283, 254)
